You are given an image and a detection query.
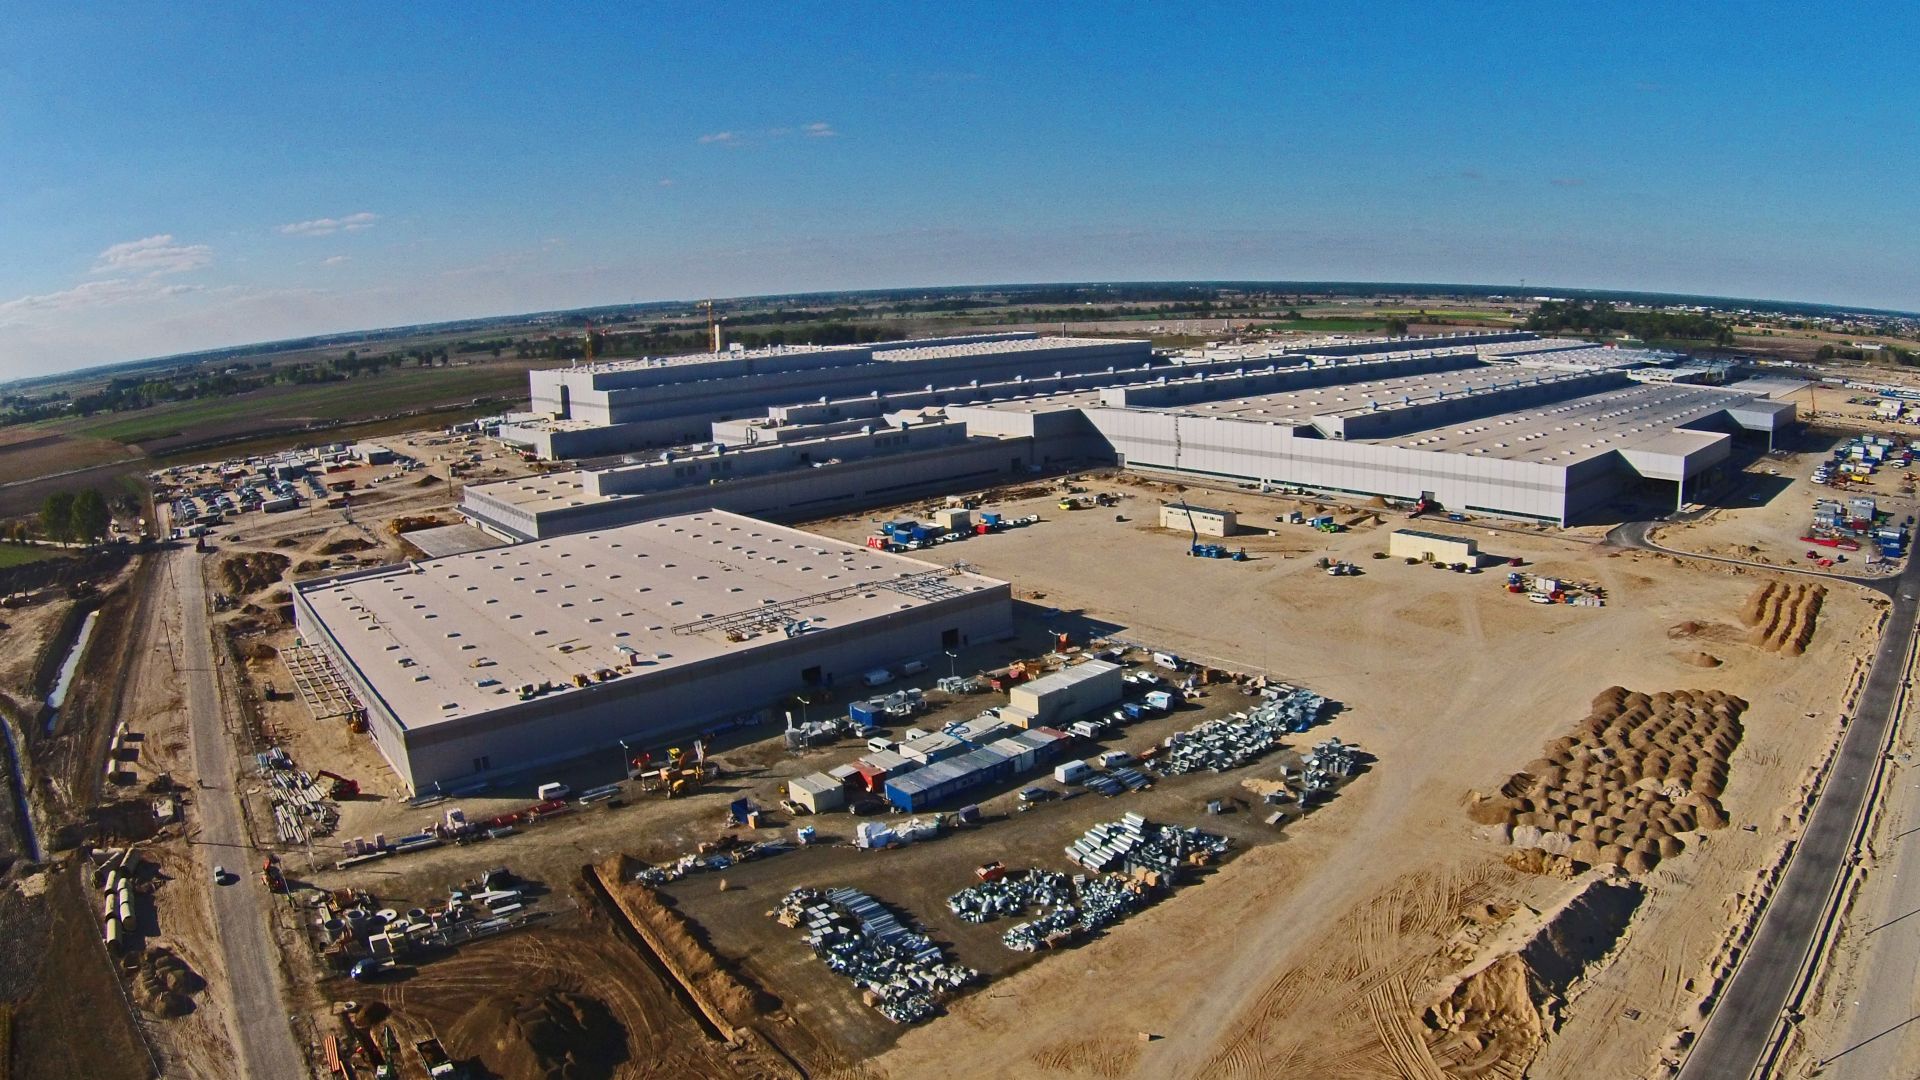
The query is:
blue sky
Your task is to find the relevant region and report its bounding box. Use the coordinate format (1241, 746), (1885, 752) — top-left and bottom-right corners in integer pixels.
(1, 3), (1915, 379)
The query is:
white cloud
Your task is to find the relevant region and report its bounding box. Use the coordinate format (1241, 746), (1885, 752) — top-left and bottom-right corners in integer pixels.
(91, 234), (213, 276)
(278, 212), (379, 237)
(658, 178), (675, 187)
(699, 123), (837, 145)
(322, 255), (351, 266)
(0, 277), (200, 321)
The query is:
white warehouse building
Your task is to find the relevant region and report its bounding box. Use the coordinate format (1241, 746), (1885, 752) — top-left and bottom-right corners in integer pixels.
(293, 511), (1014, 793)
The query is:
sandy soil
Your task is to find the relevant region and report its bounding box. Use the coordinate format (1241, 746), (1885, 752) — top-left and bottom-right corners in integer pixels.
(1649, 434), (1917, 580)
(792, 480), (1878, 1080)
(185, 467), (1888, 1080)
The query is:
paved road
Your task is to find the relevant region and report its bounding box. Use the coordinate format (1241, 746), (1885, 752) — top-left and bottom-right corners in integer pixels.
(173, 550), (309, 1080)
(1674, 543), (1920, 1079)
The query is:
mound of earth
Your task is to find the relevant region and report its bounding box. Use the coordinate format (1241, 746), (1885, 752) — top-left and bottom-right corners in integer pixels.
(1468, 686), (1745, 874)
(1666, 620), (1705, 638)
(1675, 651), (1722, 668)
(1423, 878), (1643, 1075)
(451, 987), (628, 1080)
(314, 535), (375, 556)
(217, 551), (290, 596)
(133, 947), (202, 1018)
(1740, 581), (1827, 655)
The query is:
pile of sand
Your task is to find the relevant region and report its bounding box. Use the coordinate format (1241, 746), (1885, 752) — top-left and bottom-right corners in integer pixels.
(1468, 687), (1746, 874)
(1424, 878), (1643, 1074)
(132, 947), (201, 1018)
(314, 535), (375, 556)
(1740, 581), (1826, 655)
(216, 551), (290, 596)
(1675, 651), (1722, 668)
(451, 987), (628, 1080)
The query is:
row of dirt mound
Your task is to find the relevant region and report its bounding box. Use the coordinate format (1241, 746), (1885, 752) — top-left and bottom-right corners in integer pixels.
(449, 987), (628, 1080)
(216, 551), (290, 596)
(1740, 580), (1826, 655)
(591, 857), (772, 1038)
(1423, 877), (1644, 1076)
(1469, 687), (1746, 874)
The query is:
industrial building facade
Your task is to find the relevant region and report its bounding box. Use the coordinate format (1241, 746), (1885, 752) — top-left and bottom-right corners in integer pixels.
(460, 330), (1800, 541)
(294, 511), (1014, 793)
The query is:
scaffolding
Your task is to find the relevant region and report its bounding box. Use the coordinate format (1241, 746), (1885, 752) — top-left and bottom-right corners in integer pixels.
(282, 640), (365, 723)
(672, 565), (971, 640)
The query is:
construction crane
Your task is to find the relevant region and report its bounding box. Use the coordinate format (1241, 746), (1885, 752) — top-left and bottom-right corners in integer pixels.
(698, 300), (723, 353)
(1172, 415), (1201, 554)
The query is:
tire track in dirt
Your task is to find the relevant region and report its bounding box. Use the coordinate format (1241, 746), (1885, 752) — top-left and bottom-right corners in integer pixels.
(1194, 865), (1495, 1079)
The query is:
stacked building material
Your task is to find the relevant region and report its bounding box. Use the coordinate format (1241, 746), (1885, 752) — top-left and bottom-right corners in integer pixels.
(946, 869), (1071, 923)
(257, 747), (338, 845)
(1151, 687), (1326, 777)
(1063, 812), (1231, 876)
(772, 886), (979, 1023)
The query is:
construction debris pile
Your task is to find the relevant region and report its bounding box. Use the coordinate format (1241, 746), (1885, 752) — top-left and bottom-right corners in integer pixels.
(630, 837), (791, 885)
(257, 746), (338, 845)
(946, 869), (1072, 923)
(1151, 687), (1326, 777)
(1066, 812), (1231, 877)
(773, 886), (978, 1024)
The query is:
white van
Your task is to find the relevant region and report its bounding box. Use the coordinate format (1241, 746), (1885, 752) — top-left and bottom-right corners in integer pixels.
(863, 669), (895, 688)
(900, 659), (928, 676)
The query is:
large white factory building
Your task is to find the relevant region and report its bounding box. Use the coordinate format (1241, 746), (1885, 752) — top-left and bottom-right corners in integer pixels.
(294, 511), (1013, 793)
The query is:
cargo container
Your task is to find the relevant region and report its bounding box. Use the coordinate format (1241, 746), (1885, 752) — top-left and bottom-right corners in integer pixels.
(787, 773), (847, 813)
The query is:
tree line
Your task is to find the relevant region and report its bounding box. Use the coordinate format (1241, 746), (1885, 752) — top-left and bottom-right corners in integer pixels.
(1525, 301), (1734, 345)
(32, 489), (112, 544)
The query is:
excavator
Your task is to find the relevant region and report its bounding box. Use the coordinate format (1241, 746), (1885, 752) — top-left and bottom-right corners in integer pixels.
(316, 770), (359, 800)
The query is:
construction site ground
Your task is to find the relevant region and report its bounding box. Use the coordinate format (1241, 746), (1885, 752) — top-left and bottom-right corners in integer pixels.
(205, 470), (1890, 1079)
(1648, 429), (1919, 580)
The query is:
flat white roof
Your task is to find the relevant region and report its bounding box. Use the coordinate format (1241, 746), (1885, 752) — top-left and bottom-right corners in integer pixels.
(872, 335), (1144, 362)
(299, 510), (1006, 728)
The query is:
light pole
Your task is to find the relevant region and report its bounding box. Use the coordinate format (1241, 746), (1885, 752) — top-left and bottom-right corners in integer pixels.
(945, 650), (959, 680)
(617, 739), (630, 781)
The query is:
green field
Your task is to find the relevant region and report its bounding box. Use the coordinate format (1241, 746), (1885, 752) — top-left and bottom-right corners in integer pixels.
(64, 365), (531, 445)
(0, 544), (67, 568)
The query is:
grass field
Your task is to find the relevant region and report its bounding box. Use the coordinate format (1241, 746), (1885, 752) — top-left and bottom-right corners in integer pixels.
(0, 545), (67, 569)
(64, 364), (531, 445)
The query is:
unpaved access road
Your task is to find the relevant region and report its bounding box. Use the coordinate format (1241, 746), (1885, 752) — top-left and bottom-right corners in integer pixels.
(172, 549), (309, 1079)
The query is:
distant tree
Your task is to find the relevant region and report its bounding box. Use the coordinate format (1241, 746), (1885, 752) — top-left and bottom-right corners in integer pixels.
(71, 489), (110, 542)
(1385, 317), (1411, 335)
(40, 491), (75, 543)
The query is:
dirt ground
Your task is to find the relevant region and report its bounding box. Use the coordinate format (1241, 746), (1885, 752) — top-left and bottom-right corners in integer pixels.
(792, 478), (1880, 1080)
(357, 899), (778, 1080)
(1648, 430), (1918, 580)
(221, 470), (1886, 1080)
